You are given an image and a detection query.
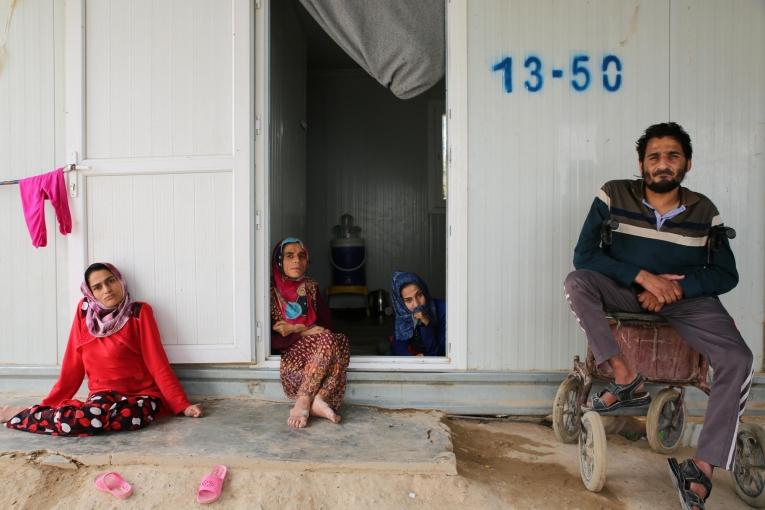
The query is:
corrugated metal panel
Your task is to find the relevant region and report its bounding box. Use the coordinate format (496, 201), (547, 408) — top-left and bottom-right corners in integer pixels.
(668, 0), (765, 371)
(304, 70), (446, 297)
(465, 0), (763, 370)
(86, 173), (234, 346)
(0, 0), (59, 365)
(85, 0), (233, 159)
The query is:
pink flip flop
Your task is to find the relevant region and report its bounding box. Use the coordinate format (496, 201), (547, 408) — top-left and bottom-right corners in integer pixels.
(94, 471), (133, 499)
(196, 464), (228, 504)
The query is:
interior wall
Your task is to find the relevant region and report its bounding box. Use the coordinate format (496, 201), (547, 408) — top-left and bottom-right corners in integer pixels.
(269, 0), (307, 244)
(304, 70), (446, 298)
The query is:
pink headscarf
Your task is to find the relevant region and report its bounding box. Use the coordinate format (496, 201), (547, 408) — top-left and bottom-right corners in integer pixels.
(80, 262), (134, 338)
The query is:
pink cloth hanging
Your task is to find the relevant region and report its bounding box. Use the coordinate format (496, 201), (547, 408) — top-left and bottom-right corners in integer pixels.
(18, 168), (72, 247)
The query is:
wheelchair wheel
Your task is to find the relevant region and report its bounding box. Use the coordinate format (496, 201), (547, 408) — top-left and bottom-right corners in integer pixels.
(646, 388), (686, 453)
(552, 375), (582, 443)
(731, 423), (765, 508)
(579, 411), (607, 492)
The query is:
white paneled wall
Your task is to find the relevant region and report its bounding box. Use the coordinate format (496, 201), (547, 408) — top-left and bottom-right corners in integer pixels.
(304, 70), (446, 297)
(0, 0), (62, 365)
(86, 173), (234, 346)
(465, 0), (764, 370)
(75, 0), (252, 363)
(85, 0), (233, 159)
(1, 0), (761, 374)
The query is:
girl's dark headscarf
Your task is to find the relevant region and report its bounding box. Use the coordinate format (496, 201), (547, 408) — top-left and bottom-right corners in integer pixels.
(391, 271), (439, 342)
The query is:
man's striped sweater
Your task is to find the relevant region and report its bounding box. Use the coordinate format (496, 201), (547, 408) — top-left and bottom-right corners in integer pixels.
(573, 179), (738, 298)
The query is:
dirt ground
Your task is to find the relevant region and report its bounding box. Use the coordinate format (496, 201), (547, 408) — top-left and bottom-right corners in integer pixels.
(0, 417), (752, 510)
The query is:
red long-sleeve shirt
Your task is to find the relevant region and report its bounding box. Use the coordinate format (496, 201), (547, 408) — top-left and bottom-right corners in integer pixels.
(42, 300), (191, 415)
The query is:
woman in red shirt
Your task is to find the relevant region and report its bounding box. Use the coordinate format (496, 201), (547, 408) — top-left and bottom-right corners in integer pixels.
(0, 262), (202, 435)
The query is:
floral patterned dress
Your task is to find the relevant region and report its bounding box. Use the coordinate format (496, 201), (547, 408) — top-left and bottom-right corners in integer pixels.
(271, 281), (350, 410)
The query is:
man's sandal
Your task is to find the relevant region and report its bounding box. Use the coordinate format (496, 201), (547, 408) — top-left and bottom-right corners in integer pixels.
(591, 373), (651, 412)
(667, 458), (712, 510)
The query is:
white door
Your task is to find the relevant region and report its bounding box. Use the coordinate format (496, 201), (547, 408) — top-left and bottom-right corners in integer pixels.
(64, 0), (254, 363)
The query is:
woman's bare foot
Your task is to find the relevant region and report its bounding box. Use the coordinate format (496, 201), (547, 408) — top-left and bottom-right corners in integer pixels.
(287, 396), (311, 428)
(310, 395), (341, 424)
(0, 406), (25, 423)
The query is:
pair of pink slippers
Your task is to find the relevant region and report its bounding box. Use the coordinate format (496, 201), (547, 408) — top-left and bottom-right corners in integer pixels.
(94, 465), (228, 504)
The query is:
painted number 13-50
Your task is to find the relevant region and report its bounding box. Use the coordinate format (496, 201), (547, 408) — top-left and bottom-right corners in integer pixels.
(492, 54), (623, 93)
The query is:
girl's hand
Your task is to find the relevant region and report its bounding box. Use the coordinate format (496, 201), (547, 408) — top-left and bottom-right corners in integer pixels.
(301, 325), (327, 336)
(183, 404), (203, 417)
(413, 311), (430, 326)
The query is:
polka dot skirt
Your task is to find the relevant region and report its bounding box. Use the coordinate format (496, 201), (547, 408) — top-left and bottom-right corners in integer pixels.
(5, 391), (161, 437)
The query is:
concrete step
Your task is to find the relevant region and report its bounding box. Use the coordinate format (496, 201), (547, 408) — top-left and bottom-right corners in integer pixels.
(0, 398), (456, 475)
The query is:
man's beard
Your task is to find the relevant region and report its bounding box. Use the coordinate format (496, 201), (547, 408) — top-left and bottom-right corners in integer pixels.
(643, 166), (687, 193)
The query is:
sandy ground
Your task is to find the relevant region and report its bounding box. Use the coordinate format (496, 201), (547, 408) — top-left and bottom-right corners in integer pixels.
(0, 417), (753, 510)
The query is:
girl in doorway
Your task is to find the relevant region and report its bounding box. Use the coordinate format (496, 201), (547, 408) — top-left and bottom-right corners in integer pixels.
(270, 237), (350, 428)
(0, 263), (202, 435)
(391, 271), (446, 356)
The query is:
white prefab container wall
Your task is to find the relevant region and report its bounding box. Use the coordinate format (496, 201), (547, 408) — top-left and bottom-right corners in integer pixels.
(0, 1), (762, 392)
(0, 0), (66, 366)
(464, 0), (765, 370)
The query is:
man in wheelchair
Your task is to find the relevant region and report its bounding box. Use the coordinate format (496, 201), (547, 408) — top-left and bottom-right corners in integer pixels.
(564, 122), (752, 509)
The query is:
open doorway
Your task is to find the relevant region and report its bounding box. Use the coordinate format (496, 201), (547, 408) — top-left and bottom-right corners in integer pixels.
(267, 0), (446, 357)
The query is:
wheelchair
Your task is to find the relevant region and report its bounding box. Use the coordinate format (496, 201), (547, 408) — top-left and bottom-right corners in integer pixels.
(551, 312), (765, 507)
(552, 221), (765, 506)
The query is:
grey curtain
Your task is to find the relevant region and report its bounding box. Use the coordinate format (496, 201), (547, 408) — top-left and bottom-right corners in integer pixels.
(298, 0), (445, 99)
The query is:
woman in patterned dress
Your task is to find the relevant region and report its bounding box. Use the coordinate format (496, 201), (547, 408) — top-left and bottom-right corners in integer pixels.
(0, 262), (202, 435)
(270, 237), (350, 428)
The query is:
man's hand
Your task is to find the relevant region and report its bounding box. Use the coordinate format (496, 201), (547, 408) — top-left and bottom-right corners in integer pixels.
(273, 320), (306, 336)
(413, 311), (430, 327)
(634, 270), (684, 304)
(301, 325), (327, 337)
(637, 290), (663, 312)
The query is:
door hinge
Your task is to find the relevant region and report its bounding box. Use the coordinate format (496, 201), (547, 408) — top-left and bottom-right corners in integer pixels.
(255, 116), (262, 136)
(255, 0), (262, 9)
(256, 320), (262, 342)
(256, 209), (262, 230)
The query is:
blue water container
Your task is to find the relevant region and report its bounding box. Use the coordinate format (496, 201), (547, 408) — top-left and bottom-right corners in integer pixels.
(330, 237), (366, 286)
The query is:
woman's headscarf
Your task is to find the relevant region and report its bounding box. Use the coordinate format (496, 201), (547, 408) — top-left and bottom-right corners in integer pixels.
(271, 237), (317, 326)
(80, 262), (134, 338)
(391, 271), (439, 342)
